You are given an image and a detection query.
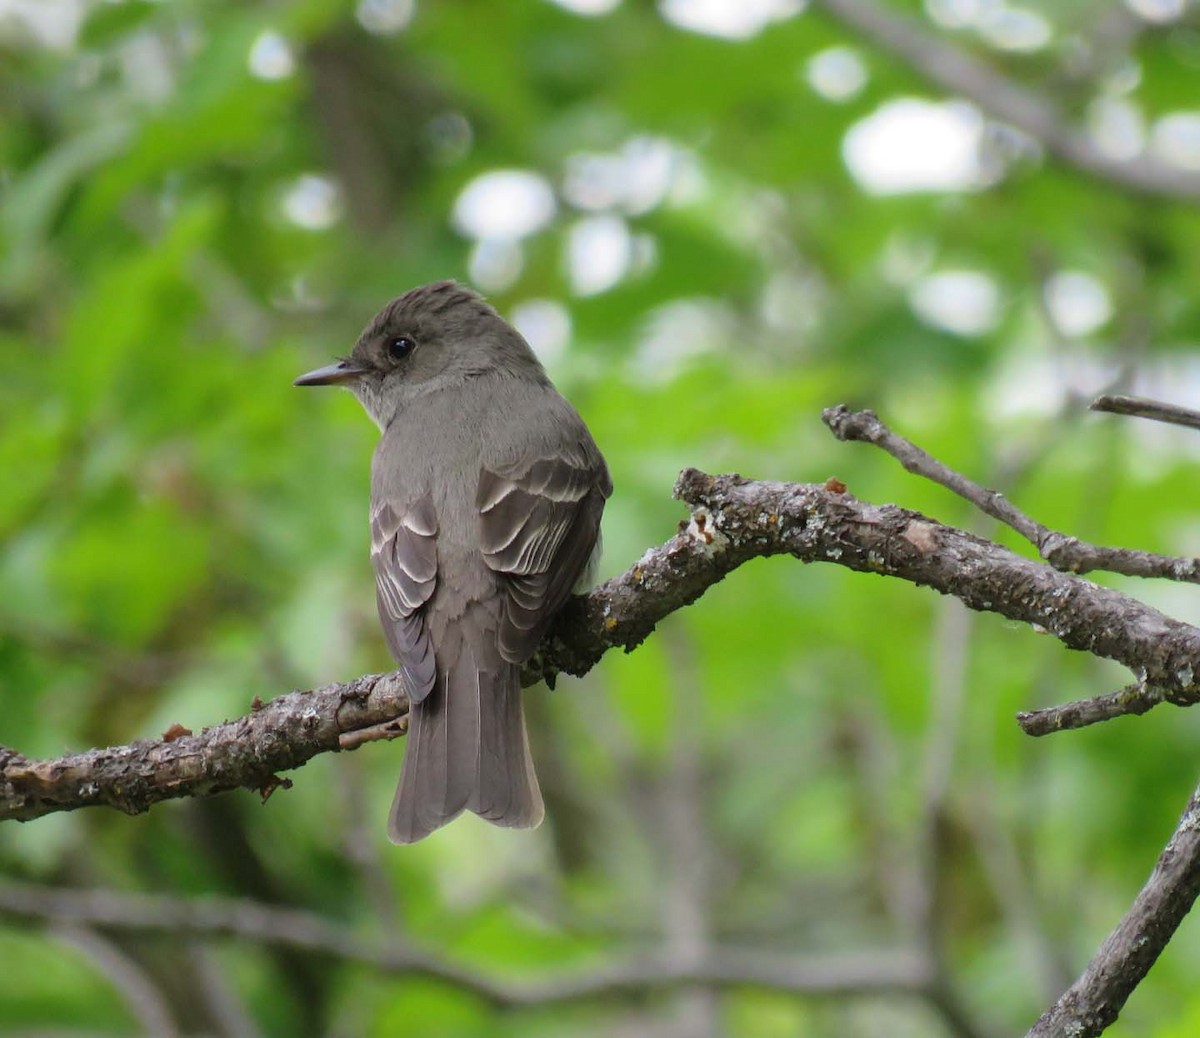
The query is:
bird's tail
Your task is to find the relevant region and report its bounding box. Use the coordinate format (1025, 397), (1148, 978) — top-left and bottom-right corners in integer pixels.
(388, 620), (543, 844)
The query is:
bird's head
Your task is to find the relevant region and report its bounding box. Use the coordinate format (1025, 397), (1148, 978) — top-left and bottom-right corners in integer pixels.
(294, 281), (546, 428)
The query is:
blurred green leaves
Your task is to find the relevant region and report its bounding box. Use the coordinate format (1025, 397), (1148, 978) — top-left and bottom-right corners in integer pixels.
(3, 0), (1200, 1035)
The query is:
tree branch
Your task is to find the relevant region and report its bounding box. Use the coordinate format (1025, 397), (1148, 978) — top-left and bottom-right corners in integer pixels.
(8, 444), (1200, 821)
(1025, 774), (1200, 1038)
(0, 674), (410, 823)
(809, 0), (1200, 200)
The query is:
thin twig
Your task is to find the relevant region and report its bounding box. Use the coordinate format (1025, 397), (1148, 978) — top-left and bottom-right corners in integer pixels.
(1091, 394), (1200, 432)
(1026, 775), (1200, 1037)
(337, 715), (407, 750)
(823, 404), (1200, 583)
(1016, 680), (1166, 736)
(823, 405), (1038, 537)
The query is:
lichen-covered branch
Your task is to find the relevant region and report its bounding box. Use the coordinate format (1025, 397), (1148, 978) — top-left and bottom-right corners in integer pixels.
(6, 461), (1200, 824)
(0, 673), (410, 823)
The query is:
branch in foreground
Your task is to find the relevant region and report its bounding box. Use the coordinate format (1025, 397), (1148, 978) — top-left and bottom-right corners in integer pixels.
(0, 674), (409, 823)
(1026, 774), (1200, 1038)
(824, 404), (1200, 584)
(0, 882), (931, 1008)
(810, 0), (1200, 200)
(8, 460), (1200, 822)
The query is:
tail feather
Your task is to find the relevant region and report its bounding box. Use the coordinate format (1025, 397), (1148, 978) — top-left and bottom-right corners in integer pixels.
(470, 663), (542, 828)
(388, 629), (542, 844)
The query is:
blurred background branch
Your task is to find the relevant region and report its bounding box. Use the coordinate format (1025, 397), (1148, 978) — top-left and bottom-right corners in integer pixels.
(0, 881), (936, 1008)
(812, 0), (1200, 199)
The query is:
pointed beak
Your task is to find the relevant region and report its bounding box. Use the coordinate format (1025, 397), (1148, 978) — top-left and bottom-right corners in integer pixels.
(293, 359), (370, 387)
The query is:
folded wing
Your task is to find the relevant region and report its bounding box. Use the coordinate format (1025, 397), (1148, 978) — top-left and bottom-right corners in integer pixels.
(371, 493), (438, 702)
(477, 445), (611, 664)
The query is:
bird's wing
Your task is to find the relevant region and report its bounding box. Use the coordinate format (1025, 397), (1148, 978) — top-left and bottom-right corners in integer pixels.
(371, 493), (438, 703)
(477, 440), (611, 664)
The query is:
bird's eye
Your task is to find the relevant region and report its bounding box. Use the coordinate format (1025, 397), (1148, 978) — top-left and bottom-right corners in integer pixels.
(387, 336), (416, 362)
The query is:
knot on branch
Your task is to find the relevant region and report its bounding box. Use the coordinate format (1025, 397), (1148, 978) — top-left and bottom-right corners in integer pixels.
(822, 404), (881, 443)
(1039, 532), (1087, 571)
(673, 467), (719, 504)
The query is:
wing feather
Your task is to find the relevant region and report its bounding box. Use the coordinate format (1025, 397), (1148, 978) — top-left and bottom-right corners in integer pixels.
(478, 448), (611, 664)
(371, 494), (438, 702)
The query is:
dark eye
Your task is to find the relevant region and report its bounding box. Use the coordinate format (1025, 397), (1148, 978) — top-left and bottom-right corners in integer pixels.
(387, 336), (416, 361)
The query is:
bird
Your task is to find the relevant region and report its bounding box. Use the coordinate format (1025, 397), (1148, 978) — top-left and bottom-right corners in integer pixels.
(295, 281), (611, 843)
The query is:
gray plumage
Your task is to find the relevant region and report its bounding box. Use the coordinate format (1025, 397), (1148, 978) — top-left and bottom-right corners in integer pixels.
(295, 281), (611, 843)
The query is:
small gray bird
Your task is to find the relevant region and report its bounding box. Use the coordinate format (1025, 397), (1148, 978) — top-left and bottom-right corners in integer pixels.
(295, 282), (611, 843)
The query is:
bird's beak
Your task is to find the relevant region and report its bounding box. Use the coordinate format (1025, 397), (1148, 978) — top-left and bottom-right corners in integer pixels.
(293, 360), (369, 387)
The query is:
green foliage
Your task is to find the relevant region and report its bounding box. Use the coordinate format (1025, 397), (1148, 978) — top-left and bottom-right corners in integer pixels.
(3, 0), (1200, 1035)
